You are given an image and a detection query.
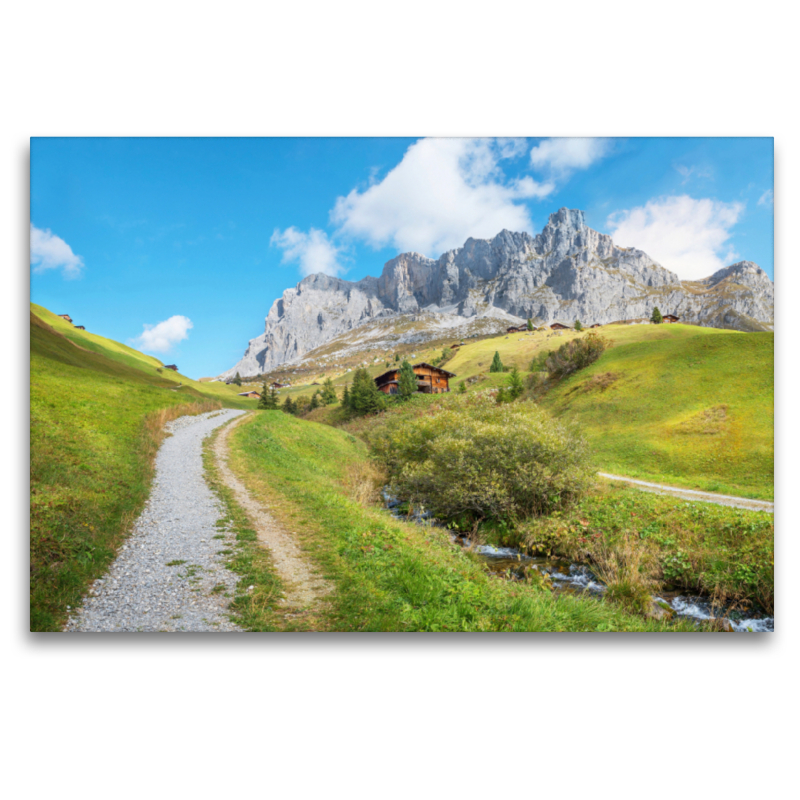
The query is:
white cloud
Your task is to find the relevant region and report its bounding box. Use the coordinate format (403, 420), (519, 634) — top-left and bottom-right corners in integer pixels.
(758, 189), (774, 207)
(30, 224), (84, 279)
(529, 137), (612, 175)
(270, 227), (344, 277)
(133, 315), (193, 354)
(331, 138), (554, 257)
(606, 195), (744, 280)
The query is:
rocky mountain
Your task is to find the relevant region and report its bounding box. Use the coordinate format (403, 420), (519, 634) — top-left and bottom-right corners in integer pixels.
(220, 208), (774, 378)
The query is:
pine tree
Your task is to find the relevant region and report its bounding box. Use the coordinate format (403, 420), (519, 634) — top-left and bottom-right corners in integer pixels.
(575, 320), (583, 331)
(282, 396), (296, 415)
(458, 380), (467, 394)
(527, 318), (534, 331)
(349, 368), (385, 415)
(398, 360), (417, 400)
(394, 353), (400, 363)
(651, 307), (663, 324)
(310, 392), (320, 411)
(258, 381), (274, 409)
(490, 351), (504, 373)
(233, 371), (242, 387)
(342, 384), (351, 410)
(508, 367), (524, 400)
(320, 377), (337, 405)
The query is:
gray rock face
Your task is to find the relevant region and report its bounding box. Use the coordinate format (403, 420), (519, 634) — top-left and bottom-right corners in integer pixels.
(220, 209), (774, 378)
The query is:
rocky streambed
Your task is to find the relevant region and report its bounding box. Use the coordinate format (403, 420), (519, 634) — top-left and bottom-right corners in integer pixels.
(382, 491), (774, 633)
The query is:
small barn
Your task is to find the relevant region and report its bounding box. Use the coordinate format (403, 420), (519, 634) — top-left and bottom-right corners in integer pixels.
(271, 381), (289, 389)
(164, 364), (179, 372)
(74, 325), (86, 330)
(662, 314), (680, 324)
(238, 390), (261, 399)
(550, 322), (571, 330)
(58, 314), (73, 324)
(589, 323), (602, 329)
(506, 325), (527, 334)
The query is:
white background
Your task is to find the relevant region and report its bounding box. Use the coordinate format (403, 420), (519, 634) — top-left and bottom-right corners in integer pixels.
(3, 2), (796, 798)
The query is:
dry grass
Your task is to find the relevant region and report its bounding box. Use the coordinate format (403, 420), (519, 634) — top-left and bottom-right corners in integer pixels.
(588, 532), (659, 614)
(341, 459), (385, 507)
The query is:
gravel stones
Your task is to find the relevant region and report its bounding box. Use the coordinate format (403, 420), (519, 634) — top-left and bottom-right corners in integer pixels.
(65, 409), (247, 633)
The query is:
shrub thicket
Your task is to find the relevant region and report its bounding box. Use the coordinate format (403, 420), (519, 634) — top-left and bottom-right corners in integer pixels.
(368, 393), (593, 522)
(545, 333), (607, 378)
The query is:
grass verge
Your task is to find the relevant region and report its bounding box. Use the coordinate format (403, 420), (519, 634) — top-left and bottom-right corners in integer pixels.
(201, 421), (284, 631)
(225, 411), (698, 631)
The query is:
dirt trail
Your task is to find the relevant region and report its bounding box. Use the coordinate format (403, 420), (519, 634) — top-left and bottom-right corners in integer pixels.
(213, 414), (331, 614)
(598, 472), (774, 513)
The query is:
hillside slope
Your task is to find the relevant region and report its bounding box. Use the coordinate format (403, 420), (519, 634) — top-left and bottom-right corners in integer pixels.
(29, 304), (253, 631)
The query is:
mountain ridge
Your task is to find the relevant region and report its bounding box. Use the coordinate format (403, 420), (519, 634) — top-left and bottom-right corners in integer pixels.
(220, 208), (774, 378)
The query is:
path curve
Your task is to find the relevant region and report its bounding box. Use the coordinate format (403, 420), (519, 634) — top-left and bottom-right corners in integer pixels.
(598, 472), (774, 513)
(212, 413), (331, 613)
(66, 409), (247, 632)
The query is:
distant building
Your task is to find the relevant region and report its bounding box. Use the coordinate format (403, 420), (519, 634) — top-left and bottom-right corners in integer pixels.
(58, 314), (73, 324)
(589, 323), (602, 328)
(74, 325), (85, 330)
(550, 322), (571, 330)
(375, 363), (456, 395)
(506, 325), (527, 333)
(238, 390), (261, 399)
(662, 314), (680, 324)
(164, 364), (179, 371)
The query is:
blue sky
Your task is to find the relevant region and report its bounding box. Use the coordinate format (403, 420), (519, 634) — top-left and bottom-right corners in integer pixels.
(30, 137), (773, 379)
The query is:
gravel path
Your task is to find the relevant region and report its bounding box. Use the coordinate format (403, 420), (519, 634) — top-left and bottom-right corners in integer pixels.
(598, 472), (774, 513)
(65, 409), (247, 633)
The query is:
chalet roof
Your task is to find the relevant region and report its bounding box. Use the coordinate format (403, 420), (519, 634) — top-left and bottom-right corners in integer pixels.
(374, 369), (400, 384)
(549, 321), (572, 329)
(662, 314), (679, 320)
(412, 362), (456, 378)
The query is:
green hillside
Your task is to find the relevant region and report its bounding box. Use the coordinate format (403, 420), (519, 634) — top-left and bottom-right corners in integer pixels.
(29, 304), (253, 631)
(537, 326), (773, 499)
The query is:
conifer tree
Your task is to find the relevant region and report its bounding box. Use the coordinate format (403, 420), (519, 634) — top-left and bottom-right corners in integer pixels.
(651, 307), (663, 324)
(398, 360), (417, 400)
(490, 351), (504, 373)
(575, 320), (583, 331)
(282, 396), (296, 415)
(458, 380), (467, 394)
(342, 384), (351, 410)
(349, 368), (385, 415)
(320, 377), (337, 405)
(508, 367), (524, 400)
(310, 392), (320, 410)
(233, 371), (242, 387)
(527, 318), (534, 331)
(258, 381), (276, 409)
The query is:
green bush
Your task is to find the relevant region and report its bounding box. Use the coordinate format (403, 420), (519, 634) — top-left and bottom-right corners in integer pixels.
(545, 333), (608, 378)
(368, 393), (593, 522)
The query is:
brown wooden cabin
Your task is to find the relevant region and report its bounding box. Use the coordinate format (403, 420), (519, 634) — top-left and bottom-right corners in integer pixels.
(238, 390), (261, 399)
(58, 314), (73, 324)
(550, 322), (571, 330)
(164, 364), (178, 372)
(75, 325), (86, 330)
(589, 323), (602, 328)
(506, 325), (527, 334)
(662, 314), (680, 323)
(375, 363), (456, 395)
(271, 381), (289, 389)
(450, 343), (461, 349)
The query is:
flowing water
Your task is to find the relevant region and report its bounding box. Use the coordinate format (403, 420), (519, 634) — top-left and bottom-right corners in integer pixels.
(383, 491), (774, 633)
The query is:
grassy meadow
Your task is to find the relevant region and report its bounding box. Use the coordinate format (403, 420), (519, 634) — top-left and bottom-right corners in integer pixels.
(224, 410), (697, 631)
(29, 304), (252, 631)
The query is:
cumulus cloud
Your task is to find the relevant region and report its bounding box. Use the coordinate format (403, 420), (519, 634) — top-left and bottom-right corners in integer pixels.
(133, 315), (193, 354)
(30, 224), (84, 279)
(331, 138), (553, 257)
(758, 188), (774, 207)
(529, 137), (612, 175)
(270, 227), (343, 277)
(606, 195), (744, 280)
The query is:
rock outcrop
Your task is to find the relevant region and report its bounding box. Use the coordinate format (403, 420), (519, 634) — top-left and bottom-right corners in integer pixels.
(220, 208), (774, 378)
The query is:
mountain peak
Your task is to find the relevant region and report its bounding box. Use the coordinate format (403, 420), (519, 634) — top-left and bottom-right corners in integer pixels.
(547, 207), (586, 231)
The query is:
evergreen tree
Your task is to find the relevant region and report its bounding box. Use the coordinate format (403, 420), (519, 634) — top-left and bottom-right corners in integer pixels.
(508, 367), (524, 400)
(233, 371), (242, 387)
(489, 351), (504, 373)
(282, 396), (296, 415)
(458, 380), (467, 394)
(310, 392), (320, 411)
(651, 307), (663, 324)
(258, 381), (278, 410)
(394, 353), (400, 363)
(320, 377), (337, 405)
(342, 384), (351, 410)
(398, 360), (417, 400)
(349, 368), (385, 415)
(575, 320), (583, 331)
(527, 318), (534, 331)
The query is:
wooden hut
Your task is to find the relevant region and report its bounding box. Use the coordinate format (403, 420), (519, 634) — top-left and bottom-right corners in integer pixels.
(238, 390), (261, 399)
(550, 322), (571, 330)
(164, 364), (178, 372)
(74, 325), (86, 330)
(374, 363), (456, 395)
(506, 325), (527, 334)
(662, 314), (680, 324)
(58, 314), (73, 324)
(589, 323), (602, 329)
